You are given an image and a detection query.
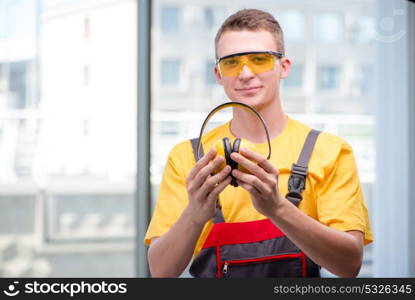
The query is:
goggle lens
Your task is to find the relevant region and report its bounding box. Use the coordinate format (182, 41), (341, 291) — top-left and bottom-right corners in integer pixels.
(218, 53), (277, 77)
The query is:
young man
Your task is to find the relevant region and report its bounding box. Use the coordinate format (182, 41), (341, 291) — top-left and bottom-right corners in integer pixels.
(144, 9), (373, 277)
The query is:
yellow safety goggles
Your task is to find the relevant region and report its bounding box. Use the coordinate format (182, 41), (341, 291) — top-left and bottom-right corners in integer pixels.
(216, 51), (284, 77)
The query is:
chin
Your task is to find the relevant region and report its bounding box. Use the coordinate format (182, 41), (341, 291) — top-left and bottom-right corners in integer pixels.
(233, 97), (265, 109)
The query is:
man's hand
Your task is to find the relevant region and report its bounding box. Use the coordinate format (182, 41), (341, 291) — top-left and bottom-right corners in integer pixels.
(148, 149), (230, 277)
(185, 149), (232, 226)
(230, 147), (285, 217)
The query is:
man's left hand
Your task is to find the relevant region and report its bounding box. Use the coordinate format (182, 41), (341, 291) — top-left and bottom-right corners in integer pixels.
(230, 147), (286, 217)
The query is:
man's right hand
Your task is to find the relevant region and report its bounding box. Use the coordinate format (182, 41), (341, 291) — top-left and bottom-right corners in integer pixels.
(184, 148), (232, 226)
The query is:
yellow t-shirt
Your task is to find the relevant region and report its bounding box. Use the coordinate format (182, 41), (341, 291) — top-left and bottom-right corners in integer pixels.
(144, 116), (373, 256)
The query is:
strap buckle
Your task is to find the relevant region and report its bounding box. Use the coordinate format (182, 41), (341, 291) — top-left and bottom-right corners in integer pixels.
(291, 163), (308, 176)
(285, 164), (308, 206)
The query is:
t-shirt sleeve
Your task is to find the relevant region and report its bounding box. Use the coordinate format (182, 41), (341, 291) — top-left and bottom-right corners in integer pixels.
(316, 141), (373, 245)
(144, 145), (189, 246)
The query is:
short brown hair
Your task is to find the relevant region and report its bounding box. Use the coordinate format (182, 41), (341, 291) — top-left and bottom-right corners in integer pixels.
(215, 9), (285, 58)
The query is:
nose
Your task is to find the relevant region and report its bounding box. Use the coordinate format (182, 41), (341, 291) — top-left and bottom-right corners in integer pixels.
(238, 63), (255, 78)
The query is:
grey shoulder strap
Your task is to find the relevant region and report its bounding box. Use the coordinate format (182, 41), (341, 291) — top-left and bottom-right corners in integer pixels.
(286, 129), (321, 206)
(190, 138), (203, 163)
(190, 138), (225, 224)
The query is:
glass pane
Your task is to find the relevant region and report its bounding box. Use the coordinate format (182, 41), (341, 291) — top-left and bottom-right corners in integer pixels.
(351, 16), (376, 43)
(283, 64), (303, 88)
(317, 66), (341, 89)
(204, 8), (214, 29)
(277, 10), (304, 42)
(0, 61), (30, 109)
(161, 59), (181, 85)
(0, 0), (137, 277)
(314, 13), (343, 43)
(151, 0), (376, 278)
(360, 65), (374, 95)
(161, 7), (180, 33)
(205, 61), (216, 85)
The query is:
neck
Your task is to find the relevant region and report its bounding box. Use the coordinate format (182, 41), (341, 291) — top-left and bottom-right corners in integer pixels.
(230, 100), (287, 143)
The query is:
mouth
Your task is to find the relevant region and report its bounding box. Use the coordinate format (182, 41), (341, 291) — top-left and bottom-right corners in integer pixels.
(235, 86), (262, 92)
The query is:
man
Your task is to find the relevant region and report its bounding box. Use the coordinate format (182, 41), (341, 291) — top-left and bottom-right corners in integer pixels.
(144, 9), (373, 277)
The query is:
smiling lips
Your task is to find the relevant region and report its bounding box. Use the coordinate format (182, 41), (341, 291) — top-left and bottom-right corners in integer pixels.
(236, 86), (262, 92)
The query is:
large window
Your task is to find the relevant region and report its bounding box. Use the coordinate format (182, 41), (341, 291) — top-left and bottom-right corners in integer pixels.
(0, 0), (137, 277)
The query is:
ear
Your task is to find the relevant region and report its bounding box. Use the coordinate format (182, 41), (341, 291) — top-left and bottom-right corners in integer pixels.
(279, 57), (292, 79)
(214, 65), (223, 85)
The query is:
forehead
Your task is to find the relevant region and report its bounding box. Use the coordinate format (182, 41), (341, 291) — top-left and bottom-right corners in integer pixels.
(216, 30), (278, 58)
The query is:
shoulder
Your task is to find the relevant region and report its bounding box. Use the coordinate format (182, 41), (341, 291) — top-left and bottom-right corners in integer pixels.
(288, 117), (353, 169)
(169, 139), (193, 158)
(167, 122), (229, 168)
(170, 123), (228, 155)
(290, 117), (351, 150)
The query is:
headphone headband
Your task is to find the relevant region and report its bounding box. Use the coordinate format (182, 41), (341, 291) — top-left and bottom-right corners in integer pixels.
(196, 102), (272, 160)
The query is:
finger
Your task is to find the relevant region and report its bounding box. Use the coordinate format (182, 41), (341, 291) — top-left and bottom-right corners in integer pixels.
(186, 150), (223, 189)
(193, 156), (225, 190)
(232, 168), (268, 193)
(200, 165), (231, 197)
(240, 147), (278, 175)
(207, 176), (232, 201)
(230, 151), (269, 181)
(187, 148), (217, 180)
(236, 179), (261, 198)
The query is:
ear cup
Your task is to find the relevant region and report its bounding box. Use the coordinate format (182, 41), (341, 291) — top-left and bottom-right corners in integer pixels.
(230, 138), (242, 187)
(236, 139), (257, 174)
(223, 137), (237, 171)
(232, 138), (242, 153)
(211, 139), (227, 174)
(211, 137), (258, 187)
(223, 138), (238, 187)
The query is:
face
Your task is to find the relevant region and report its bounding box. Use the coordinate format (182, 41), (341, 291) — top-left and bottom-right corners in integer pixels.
(214, 30), (291, 109)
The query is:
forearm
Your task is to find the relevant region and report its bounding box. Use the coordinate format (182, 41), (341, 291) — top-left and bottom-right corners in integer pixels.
(148, 208), (205, 277)
(269, 199), (363, 278)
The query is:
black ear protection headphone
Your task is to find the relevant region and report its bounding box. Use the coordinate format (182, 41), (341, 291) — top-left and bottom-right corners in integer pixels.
(196, 102), (272, 187)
